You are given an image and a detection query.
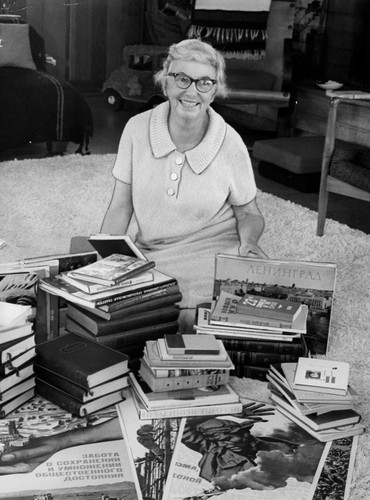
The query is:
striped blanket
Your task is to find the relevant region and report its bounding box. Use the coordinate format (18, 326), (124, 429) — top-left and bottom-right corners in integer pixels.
(188, 0), (272, 59)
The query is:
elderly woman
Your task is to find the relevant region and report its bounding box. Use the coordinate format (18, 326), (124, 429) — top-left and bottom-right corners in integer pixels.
(101, 39), (267, 331)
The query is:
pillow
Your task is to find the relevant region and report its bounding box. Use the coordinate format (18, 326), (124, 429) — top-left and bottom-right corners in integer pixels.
(0, 23), (36, 70)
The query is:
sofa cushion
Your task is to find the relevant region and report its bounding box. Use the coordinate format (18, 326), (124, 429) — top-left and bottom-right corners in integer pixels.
(0, 23), (36, 70)
(252, 136), (325, 175)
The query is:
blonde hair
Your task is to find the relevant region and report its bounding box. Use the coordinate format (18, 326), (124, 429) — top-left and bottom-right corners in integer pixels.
(154, 39), (228, 98)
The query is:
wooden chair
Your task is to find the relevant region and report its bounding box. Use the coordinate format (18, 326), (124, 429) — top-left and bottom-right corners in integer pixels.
(317, 91), (370, 236)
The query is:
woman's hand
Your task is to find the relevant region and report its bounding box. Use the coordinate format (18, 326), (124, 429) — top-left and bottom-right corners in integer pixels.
(238, 242), (268, 259)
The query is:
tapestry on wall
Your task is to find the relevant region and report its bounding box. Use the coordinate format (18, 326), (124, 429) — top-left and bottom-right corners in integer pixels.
(188, 0), (272, 59)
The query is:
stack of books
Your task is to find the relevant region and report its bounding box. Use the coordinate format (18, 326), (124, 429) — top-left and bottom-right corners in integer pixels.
(34, 332), (130, 417)
(267, 357), (365, 441)
(195, 291), (309, 380)
(38, 235), (182, 359)
(0, 301), (36, 416)
(127, 333), (242, 419)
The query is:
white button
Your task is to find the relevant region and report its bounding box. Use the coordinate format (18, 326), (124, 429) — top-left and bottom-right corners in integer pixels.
(175, 157), (183, 165)
(170, 172), (178, 180)
(167, 188), (175, 196)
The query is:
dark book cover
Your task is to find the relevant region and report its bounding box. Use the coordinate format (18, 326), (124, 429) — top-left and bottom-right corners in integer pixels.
(87, 290), (183, 320)
(97, 282), (180, 313)
(66, 317), (179, 350)
(221, 335), (308, 356)
(35, 332), (129, 388)
(0, 334), (35, 364)
(0, 361), (34, 394)
(88, 234), (147, 260)
(35, 377), (125, 417)
(66, 304), (180, 336)
(227, 349), (303, 368)
(34, 364), (129, 403)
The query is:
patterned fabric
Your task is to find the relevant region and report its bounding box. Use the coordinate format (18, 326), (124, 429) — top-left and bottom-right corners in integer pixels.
(188, 0), (272, 59)
(329, 147), (370, 192)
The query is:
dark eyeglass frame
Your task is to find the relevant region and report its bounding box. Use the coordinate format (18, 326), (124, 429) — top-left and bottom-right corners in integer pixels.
(167, 72), (217, 93)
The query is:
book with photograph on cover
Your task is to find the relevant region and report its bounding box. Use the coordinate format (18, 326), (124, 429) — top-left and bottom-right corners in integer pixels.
(213, 254), (337, 355)
(68, 253), (155, 286)
(293, 357), (350, 394)
(162, 399), (329, 500)
(0, 396), (140, 499)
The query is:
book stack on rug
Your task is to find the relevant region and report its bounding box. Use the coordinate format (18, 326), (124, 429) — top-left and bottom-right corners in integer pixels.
(195, 293), (309, 381)
(0, 302), (36, 416)
(267, 357), (365, 442)
(126, 333), (242, 419)
(38, 235), (182, 359)
(194, 253), (337, 380)
(34, 332), (130, 417)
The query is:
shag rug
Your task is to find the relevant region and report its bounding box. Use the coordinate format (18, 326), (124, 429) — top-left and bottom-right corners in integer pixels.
(1, 154), (370, 498)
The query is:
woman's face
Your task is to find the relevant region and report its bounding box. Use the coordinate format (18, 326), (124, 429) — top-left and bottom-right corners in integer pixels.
(166, 59), (217, 123)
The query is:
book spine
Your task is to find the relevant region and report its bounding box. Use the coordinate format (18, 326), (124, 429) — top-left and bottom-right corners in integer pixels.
(211, 314), (295, 330)
(138, 401), (243, 420)
(233, 363), (269, 381)
(36, 378), (84, 417)
(140, 369), (230, 392)
(67, 319), (179, 350)
(101, 292), (183, 320)
(94, 281), (178, 307)
(34, 366), (87, 401)
(82, 305), (180, 336)
(228, 350), (301, 368)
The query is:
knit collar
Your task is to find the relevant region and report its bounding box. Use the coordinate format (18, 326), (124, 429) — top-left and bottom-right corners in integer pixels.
(149, 101), (227, 174)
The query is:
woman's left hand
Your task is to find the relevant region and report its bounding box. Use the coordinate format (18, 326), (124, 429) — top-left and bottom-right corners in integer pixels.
(238, 242), (268, 259)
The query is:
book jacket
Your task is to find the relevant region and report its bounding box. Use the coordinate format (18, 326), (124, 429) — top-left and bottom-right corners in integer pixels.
(213, 254), (337, 355)
(0, 396), (139, 499)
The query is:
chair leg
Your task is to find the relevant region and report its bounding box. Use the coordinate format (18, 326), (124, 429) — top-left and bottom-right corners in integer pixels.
(317, 188), (329, 236)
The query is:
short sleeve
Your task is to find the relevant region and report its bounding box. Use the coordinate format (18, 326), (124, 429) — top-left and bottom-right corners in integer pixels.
(112, 120), (135, 184)
(226, 128), (257, 206)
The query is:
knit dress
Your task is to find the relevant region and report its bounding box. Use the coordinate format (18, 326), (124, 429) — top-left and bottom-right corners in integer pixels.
(112, 101), (257, 331)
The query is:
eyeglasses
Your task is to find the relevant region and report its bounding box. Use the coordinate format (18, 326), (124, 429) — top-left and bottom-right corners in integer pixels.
(167, 72), (217, 93)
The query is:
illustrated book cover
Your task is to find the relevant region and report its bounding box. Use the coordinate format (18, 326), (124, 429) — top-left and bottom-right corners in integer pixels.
(236, 293), (303, 322)
(162, 399), (330, 500)
(293, 357), (350, 394)
(69, 253), (155, 286)
(0, 396), (140, 499)
(213, 254), (337, 355)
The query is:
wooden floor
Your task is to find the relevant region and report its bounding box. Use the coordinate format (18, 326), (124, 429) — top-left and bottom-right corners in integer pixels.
(1, 90), (369, 235)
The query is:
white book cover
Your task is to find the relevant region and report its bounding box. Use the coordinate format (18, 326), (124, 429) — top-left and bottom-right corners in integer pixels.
(293, 357), (350, 392)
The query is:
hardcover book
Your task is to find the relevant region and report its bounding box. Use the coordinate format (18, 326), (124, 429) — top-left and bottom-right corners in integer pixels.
(144, 340), (234, 370)
(0, 334), (35, 364)
(139, 359), (230, 392)
(39, 268), (178, 309)
(236, 293), (303, 322)
(60, 269), (154, 294)
(156, 337), (227, 362)
(1, 347), (36, 376)
(66, 316), (179, 350)
(0, 387), (35, 417)
(0, 361), (34, 394)
(66, 303), (180, 336)
(34, 364), (129, 403)
(213, 254), (337, 355)
(88, 233), (148, 260)
(68, 253), (155, 286)
(210, 291), (308, 333)
(35, 378), (126, 417)
(164, 333), (221, 355)
(129, 372), (240, 411)
(35, 332), (129, 388)
(0, 376), (35, 405)
(0, 321), (33, 345)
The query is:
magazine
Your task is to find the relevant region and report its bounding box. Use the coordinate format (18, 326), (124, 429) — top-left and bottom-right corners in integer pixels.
(0, 396), (139, 499)
(163, 399), (330, 500)
(213, 254), (337, 355)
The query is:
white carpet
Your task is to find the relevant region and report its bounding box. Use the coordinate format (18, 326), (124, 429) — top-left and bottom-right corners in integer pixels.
(1, 154), (370, 498)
